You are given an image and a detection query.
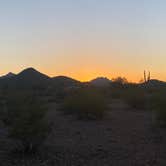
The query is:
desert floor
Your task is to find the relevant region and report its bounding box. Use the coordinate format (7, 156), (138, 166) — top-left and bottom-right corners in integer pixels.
(1, 99), (166, 166)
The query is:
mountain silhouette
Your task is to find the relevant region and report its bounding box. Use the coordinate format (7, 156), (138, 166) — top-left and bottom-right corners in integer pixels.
(142, 79), (166, 87)
(0, 68), (50, 89)
(90, 77), (111, 87)
(0, 72), (15, 79)
(12, 68), (51, 89)
(0, 68), (166, 90)
(16, 67), (50, 81)
(0, 68), (80, 90)
(51, 76), (80, 87)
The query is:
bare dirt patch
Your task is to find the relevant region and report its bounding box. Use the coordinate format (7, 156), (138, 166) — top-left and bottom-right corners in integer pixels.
(1, 99), (166, 166)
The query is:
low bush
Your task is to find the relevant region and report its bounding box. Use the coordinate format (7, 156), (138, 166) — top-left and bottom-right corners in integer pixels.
(109, 82), (136, 99)
(63, 88), (107, 120)
(4, 93), (49, 153)
(123, 87), (147, 109)
(151, 90), (166, 127)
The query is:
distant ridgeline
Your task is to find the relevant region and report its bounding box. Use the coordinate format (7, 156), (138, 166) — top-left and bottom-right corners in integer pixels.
(89, 77), (111, 87)
(141, 70), (166, 88)
(0, 68), (81, 90)
(0, 68), (165, 90)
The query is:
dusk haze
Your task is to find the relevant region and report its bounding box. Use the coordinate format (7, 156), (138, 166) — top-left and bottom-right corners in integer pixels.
(0, 0), (165, 82)
(1, 1), (166, 165)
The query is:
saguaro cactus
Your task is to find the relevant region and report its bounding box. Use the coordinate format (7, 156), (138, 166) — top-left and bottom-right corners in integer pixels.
(144, 70), (147, 83)
(148, 71), (151, 82)
(144, 70), (151, 83)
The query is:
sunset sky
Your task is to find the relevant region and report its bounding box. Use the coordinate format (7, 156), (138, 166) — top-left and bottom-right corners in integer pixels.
(0, 0), (166, 82)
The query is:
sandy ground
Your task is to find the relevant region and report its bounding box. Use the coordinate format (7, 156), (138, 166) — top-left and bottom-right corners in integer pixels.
(1, 99), (166, 166)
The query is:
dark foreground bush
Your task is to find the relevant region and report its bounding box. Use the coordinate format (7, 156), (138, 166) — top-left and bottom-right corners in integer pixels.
(4, 93), (49, 153)
(63, 88), (107, 120)
(151, 90), (166, 127)
(123, 87), (147, 109)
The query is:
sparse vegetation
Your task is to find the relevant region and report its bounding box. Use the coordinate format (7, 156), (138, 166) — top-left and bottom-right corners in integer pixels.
(151, 89), (166, 127)
(63, 88), (107, 120)
(3, 93), (49, 153)
(109, 79), (148, 109)
(0, 67), (166, 165)
(123, 87), (147, 109)
(112, 77), (128, 86)
(109, 77), (128, 99)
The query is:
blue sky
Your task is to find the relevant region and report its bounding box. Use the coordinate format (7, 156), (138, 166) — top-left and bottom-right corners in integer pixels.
(0, 0), (166, 81)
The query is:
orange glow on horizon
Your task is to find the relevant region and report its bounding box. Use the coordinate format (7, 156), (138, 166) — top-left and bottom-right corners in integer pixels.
(0, 65), (165, 83)
(43, 68), (166, 83)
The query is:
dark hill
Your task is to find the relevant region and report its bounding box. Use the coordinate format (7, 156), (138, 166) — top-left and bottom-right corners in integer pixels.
(51, 76), (81, 88)
(138, 79), (166, 90)
(16, 68), (50, 82)
(0, 68), (81, 90)
(0, 68), (50, 89)
(144, 79), (166, 87)
(0, 72), (15, 79)
(90, 77), (111, 87)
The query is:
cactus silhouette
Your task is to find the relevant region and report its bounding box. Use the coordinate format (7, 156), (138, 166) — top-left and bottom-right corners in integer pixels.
(144, 70), (151, 83)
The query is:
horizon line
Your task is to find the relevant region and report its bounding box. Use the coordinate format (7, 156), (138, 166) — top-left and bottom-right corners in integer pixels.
(0, 67), (164, 83)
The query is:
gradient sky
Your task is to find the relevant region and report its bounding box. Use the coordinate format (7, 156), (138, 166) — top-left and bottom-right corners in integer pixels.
(0, 0), (166, 82)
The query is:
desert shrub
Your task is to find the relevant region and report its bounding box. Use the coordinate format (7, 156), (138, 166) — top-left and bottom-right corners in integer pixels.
(112, 77), (128, 85)
(63, 88), (107, 120)
(4, 93), (49, 153)
(123, 87), (147, 109)
(109, 82), (137, 99)
(150, 90), (166, 127)
(109, 88), (124, 99)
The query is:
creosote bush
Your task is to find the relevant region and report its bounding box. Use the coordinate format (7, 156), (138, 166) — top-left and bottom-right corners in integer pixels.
(109, 77), (129, 99)
(4, 93), (49, 153)
(151, 90), (166, 127)
(63, 88), (107, 120)
(123, 87), (147, 109)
